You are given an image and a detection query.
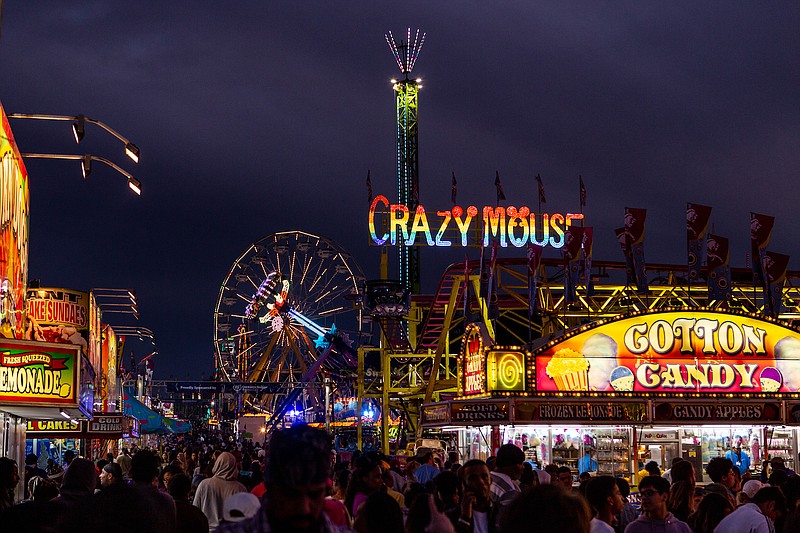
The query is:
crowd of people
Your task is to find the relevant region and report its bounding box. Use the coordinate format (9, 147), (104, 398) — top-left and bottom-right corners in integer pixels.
(1, 427), (800, 533)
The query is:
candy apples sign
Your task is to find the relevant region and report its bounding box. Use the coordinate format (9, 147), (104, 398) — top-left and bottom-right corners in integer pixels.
(534, 310), (800, 394)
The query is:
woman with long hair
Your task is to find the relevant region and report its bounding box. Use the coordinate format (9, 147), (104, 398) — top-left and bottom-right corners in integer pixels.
(667, 480), (695, 522)
(687, 493), (733, 533)
(345, 455), (384, 518)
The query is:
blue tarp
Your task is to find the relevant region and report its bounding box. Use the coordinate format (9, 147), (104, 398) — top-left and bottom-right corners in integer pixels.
(122, 390), (191, 434)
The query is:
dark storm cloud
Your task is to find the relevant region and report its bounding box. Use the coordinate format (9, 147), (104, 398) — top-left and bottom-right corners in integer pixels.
(0, 1), (797, 378)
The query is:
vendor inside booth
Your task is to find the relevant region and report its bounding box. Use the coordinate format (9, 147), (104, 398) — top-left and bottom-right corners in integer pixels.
(422, 309), (800, 486)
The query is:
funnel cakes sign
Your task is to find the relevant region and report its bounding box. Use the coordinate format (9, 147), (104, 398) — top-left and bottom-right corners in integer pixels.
(534, 310), (800, 394)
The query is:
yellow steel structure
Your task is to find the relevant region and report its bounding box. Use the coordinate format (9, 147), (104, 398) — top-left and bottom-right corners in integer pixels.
(359, 257), (800, 454)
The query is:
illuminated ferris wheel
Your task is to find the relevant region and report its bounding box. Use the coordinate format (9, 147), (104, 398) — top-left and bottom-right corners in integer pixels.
(214, 231), (368, 413)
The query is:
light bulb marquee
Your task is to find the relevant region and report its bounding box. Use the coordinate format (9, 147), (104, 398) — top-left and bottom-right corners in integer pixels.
(369, 195), (584, 248)
(456, 308), (800, 400)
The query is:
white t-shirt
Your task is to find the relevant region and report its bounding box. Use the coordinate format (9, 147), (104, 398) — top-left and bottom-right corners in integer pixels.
(591, 517), (616, 533)
(473, 510), (490, 533)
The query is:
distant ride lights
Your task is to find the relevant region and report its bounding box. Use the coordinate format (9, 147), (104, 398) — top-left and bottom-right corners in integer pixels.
(368, 195), (584, 248)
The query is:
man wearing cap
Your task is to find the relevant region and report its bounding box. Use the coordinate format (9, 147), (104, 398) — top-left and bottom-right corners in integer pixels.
(98, 462), (124, 490)
(414, 452), (440, 485)
(725, 445), (751, 475)
(490, 444), (524, 503)
(715, 486), (785, 533)
(737, 480), (766, 506)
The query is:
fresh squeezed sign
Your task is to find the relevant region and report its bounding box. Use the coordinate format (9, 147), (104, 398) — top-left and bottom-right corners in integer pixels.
(369, 196), (584, 248)
(535, 310), (800, 394)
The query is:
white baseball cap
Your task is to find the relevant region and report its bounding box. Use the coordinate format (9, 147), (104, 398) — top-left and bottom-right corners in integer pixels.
(223, 492), (261, 522)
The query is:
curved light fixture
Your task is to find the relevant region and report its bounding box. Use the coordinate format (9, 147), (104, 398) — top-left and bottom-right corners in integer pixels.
(8, 112), (140, 163)
(21, 153), (142, 195)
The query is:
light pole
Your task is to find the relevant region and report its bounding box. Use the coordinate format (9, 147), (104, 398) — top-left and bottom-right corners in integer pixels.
(8, 113), (140, 163)
(21, 153), (142, 195)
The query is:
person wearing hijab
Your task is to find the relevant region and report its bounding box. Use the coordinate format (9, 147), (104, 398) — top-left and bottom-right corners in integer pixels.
(193, 451), (247, 531)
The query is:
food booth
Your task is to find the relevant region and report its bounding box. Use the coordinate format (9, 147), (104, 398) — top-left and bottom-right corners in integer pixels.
(422, 309), (800, 484)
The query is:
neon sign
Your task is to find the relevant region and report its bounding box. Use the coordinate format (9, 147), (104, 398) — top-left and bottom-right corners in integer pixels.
(534, 310), (800, 394)
(369, 195), (584, 248)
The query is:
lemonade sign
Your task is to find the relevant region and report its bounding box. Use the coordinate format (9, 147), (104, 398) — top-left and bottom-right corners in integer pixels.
(0, 338), (79, 405)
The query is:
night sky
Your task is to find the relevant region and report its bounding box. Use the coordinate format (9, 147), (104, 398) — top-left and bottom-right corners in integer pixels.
(1, 2), (798, 379)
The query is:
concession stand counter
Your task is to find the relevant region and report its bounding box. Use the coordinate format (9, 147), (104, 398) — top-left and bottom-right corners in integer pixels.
(422, 310), (800, 485)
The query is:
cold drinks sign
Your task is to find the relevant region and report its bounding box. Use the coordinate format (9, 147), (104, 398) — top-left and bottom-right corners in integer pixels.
(534, 310), (800, 394)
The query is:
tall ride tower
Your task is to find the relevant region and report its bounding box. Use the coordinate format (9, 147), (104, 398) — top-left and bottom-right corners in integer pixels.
(386, 28), (426, 295)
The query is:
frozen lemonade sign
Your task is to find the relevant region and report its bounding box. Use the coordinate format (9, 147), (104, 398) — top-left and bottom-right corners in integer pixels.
(0, 339), (78, 404)
(535, 310), (800, 394)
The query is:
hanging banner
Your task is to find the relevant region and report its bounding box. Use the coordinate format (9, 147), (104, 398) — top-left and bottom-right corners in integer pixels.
(534, 310), (800, 394)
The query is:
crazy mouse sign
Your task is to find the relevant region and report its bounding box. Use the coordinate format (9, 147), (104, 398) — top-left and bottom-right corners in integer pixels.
(534, 310), (800, 394)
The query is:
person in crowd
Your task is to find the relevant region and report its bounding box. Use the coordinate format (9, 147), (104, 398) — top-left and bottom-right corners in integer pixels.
(23, 454), (48, 499)
(216, 424), (352, 533)
(414, 452), (440, 485)
(381, 469), (405, 509)
(644, 461), (661, 477)
(130, 449), (178, 533)
(54, 457), (96, 501)
(703, 483), (737, 510)
(761, 456), (796, 483)
(445, 459), (502, 532)
(585, 476), (624, 533)
(387, 457), (406, 492)
(706, 457), (737, 499)
(624, 476), (691, 533)
(433, 469), (461, 510)
(406, 492), (456, 533)
(161, 463), (183, 492)
(662, 457), (683, 484)
(405, 459), (421, 489)
(0, 457), (20, 512)
(714, 486), (786, 533)
(556, 466), (574, 491)
(686, 492), (733, 533)
(62, 450), (76, 474)
(500, 483), (592, 533)
(667, 480), (695, 522)
(768, 469), (790, 491)
(490, 443), (524, 503)
(671, 460), (696, 487)
(331, 468), (350, 502)
(579, 447), (598, 475)
(193, 451), (247, 532)
(353, 491), (403, 533)
(614, 478), (638, 533)
(98, 462), (124, 490)
(544, 463), (559, 484)
(345, 454), (384, 518)
(737, 479), (765, 507)
(726, 445), (751, 476)
(116, 447), (133, 481)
